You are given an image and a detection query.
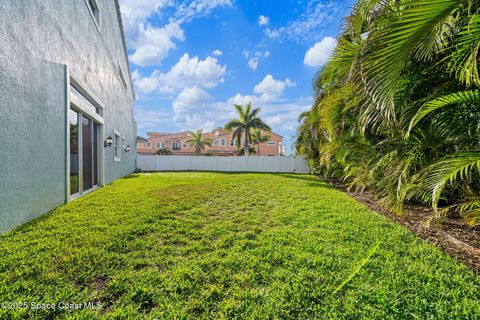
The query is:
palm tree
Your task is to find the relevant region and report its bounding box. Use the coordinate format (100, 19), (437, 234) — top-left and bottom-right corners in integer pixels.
(186, 129), (212, 155)
(237, 146), (257, 156)
(251, 129), (271, 155)
(224, 103), (271, 156)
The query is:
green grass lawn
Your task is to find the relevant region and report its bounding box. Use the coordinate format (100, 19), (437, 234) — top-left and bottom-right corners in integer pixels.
(1, 173), (480, 319)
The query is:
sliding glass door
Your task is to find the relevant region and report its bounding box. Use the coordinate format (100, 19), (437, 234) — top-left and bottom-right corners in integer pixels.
(69, 109), (80, 195)
(70, 107), (100, 197)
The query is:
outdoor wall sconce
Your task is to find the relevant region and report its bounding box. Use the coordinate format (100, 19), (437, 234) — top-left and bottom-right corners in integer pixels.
(125, 145), (131, 152)
(104, 135), (113, 148)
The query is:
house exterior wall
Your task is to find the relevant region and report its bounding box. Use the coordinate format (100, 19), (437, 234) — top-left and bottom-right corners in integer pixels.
(0, 0), (136, 233)
(137, 129), (283, 156)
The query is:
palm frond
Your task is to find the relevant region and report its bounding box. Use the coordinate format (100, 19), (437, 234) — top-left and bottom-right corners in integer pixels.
(360, 0), (460, 123)
(444, 14), (480, 86)
(408, 90), (480, 135)
(416, 152), (480, 209)
(249, 119), (270, 132)
(224, 120), (243, 131)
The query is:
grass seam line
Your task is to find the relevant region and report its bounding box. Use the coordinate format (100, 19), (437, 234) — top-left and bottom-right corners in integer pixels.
(333, 241), (381, 294)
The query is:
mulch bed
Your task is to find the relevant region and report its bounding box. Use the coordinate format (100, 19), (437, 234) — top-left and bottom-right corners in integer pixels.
(323, 179), (480, 275)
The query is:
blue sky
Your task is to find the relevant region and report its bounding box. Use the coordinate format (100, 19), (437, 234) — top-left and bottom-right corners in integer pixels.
(119, 0), (355, 152)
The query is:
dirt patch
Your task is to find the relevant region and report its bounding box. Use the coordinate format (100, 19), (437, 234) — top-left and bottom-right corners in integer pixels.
(91, 277), (108, 290)
(323, 179), (480, 274)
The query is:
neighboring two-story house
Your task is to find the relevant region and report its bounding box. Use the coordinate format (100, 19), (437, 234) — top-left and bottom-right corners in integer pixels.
(0, 0), (136, 233)
(137, 128), (284, 156)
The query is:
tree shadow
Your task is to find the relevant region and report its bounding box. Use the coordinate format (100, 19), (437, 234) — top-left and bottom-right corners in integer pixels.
(123, 174), (142, 179)
(278, 174), (337, 189)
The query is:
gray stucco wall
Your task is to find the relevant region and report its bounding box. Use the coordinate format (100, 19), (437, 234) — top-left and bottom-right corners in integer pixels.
(0, 0), (136, 233)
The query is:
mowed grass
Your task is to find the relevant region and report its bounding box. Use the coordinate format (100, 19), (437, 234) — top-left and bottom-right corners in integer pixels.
(1, 173), (480, 319)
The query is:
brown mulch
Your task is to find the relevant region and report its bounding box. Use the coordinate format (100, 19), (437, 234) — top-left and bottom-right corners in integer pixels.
(323, 179), (480, 275)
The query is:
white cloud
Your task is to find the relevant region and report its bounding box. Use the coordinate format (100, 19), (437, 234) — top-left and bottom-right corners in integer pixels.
(119, 0), (171, 45)
(173, 86), (212, 117)
(225, 93), (258, 106)
(133, 53), (227, 93)
(119, 0), (167, 21)
(304, 37), (337, 67)
(182, 116), (216, 132)
(212, 49), (223, 56)
(244, 51), (270, 70)
(173, 0), (233, 24)
(253, 75), (296, 100)
(132, 70), (159, 93)
(260, 98), (312, 136)
(120, 0), (232, 66)
(172, 86), (224, 131)
(129, 22), (184, 66)
(160, 54), (226, 91)
(135, 107), (172, 130)
(265, 28), (280, 39)
(247, 58), (259, 70)
(258, 15), (269, 26)
(266, 114), (282, 126)
(263, 1), (341, 43)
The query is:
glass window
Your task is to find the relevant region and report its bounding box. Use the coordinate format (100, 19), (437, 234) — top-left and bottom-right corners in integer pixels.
(172, 142), (180, 150)
(147, 142), (152, 149)
(86, 0), (100, 26)
(267, 141), (276, 146)
(119, 65), (127, 91)
(69, 109), (99, 196)
(69, 110), (79, 195)
(221, 138), (226, 146)
(70, 84), (99, 115)
(230, 139), (235, 146)
(114, 132), (121, 162)
(82, 117), (93, 190)
(93, 125), (98, 186)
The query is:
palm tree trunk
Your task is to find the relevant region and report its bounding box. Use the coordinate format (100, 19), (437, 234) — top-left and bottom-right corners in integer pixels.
(244, 128), (249, 156)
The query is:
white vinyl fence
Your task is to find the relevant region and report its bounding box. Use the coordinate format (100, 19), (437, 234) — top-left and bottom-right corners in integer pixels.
(137, 155), (310, 173)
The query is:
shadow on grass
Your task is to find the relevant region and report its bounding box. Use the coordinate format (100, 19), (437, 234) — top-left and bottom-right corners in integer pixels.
(122, 174), (142, 179)
(277, 174), (337, 189)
